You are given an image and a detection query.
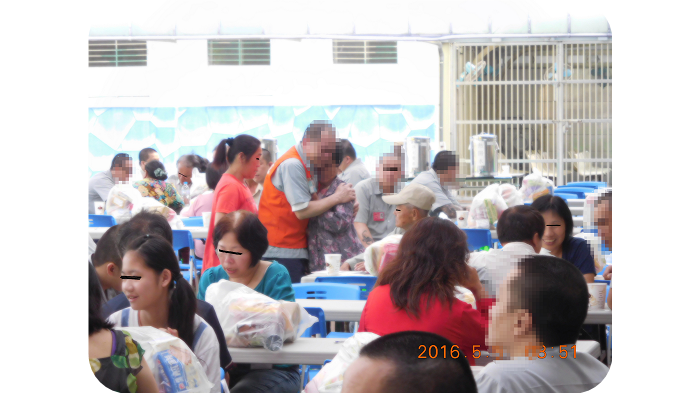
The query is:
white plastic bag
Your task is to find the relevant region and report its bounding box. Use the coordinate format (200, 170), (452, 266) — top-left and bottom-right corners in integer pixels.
(303, 333), (381, 393)
(115, 326), (214, 393)
(188, 168), (209, 201)
(133, 197), (184, 229)
(467, 184), (508, 229)
(105, 184), (143, 224)
(363, 235), (403, 276)
(498, 183), (523, 207)
(518, 173), (554, 202)
(205, 280), (318, 351)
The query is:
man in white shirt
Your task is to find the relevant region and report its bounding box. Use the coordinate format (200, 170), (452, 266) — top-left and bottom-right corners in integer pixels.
(476, 254), (609, 393)
(469, 205), (545, 298)
(338, 139), (371, 187)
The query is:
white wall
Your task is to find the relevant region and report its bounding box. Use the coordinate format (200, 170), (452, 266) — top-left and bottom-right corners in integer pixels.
(87, 39), (439, 108)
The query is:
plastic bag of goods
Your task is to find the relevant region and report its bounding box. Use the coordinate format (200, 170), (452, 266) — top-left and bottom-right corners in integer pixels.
(105, 184), (143, 224)
(498, 183), (523, 207)
(205, 280), (318, 351)
(466, 184), (508, 229)
(133, 197), (184, 230)
(519, 173), (554, 202)
(114, 326), (214, 393)
(363, 234), (403, 276)
(303, 332), (381, 393)
(188, 168), (209, 201)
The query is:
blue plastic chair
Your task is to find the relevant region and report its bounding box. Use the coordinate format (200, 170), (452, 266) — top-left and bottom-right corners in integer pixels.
(181, 216), (204, 227)
(554, 187), (594, 199)
(173, 230), (198, 285)
(315, 276), (378, 300)
(220, 368), (226, 393)
(301, 307), (327, 338)
(562, 182), (607, 189)
(292, 283), (362, 300)
(552, 192), (578, 200)
(89, 215), (117, 227)
(304, 359), (332, 389)
(462, 229), (493, 252)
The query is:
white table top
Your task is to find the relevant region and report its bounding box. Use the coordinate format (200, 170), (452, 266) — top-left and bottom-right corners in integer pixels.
(228, 338), (345, 364)
(296, 299), (611, 325)
(89, 226), (208, 240)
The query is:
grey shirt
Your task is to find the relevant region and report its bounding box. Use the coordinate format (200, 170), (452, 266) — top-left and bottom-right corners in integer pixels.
(411, 168), (461, 213)
(263, 142), (317, 260)
(88, 170), (115, 214)
(338, 158), (371, 187)
(354, 178), (397, 242)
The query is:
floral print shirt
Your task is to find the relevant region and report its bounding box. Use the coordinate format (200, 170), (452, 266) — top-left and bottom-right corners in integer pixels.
(307, 177), (366, 272)
(90, 329), (145, 393)
(133, 178), (185, 214)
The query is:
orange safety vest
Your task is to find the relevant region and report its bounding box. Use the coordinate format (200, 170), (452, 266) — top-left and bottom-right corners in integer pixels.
(258, 145), (313, 249)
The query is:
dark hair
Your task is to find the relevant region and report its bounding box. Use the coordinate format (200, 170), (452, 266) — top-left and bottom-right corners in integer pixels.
(508, 255), (589, 347)
(260, 148), (273, 165)
(124, 234), (198, 350)
(331, 141), (343, 166)
(110, 153), (131, 170)
(116, 211), (173, 258)
(212, 135), (261, 169)
(213, 211), (269, 267)
(340, 139), (356, 160)
(303, 120), (334, 140)
(431, 150), (458, 172)
(531, 194), (574, 246)
(178, 154), (209, 173)
(145, 160), (168, 181)
(205, 163), (227, 190)
(497, 205), (545, 245)
(359, 331), (477, 393)
(93, 225), (123, 269)
(89, 262), (115, 336)
(377, 217), (471, 318)
(139, 148), (158, 164)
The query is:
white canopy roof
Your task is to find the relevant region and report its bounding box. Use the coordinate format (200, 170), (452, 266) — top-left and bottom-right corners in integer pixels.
(88, 0), (610, 41)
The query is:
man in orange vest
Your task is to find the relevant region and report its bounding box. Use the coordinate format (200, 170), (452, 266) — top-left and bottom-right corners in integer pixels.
(258, 121), (357, 283)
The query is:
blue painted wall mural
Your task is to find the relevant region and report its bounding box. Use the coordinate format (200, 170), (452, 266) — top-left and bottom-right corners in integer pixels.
(88, 105), (437, 178)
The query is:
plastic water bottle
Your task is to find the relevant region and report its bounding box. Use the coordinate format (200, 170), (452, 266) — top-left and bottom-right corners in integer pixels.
(182, 182), (190, 207)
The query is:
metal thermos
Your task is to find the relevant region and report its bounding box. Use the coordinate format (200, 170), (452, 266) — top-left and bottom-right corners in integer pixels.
(469, 134), (499, 176)
(405, 137), (431, 178)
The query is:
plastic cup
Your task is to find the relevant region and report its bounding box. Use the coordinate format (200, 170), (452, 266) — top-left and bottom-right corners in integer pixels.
(587, 283), (607, 310)
(325, 254), (341, 276)
(94, 201), (105, 215)
(456, 211), (469, 228)
(202, 212), (212, 227)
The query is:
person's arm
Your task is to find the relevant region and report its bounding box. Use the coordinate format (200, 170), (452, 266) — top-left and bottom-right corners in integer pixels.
(93, 177), (115, 201)
(574, 239), (597, 283)
(166, 184), (185, 214)
(294, 183), (355, 220)
(583, 273), (595, 283)
(354, 222), (375, 249)
(607, 287), (612, 309)
(135, 355), (160, 393)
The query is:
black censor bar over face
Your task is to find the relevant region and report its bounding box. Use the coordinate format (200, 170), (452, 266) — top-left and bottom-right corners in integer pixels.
(121, 276), (141, 280)
(546, 224), (561, 226)
(218, 249), (243, 255)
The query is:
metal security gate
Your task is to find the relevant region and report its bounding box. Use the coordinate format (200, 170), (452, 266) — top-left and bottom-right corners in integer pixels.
(451, 42), (612, 196)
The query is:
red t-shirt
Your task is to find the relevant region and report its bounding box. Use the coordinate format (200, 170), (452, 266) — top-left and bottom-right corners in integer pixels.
(358, 284), (495, 366)
(202, 174), (258, 273)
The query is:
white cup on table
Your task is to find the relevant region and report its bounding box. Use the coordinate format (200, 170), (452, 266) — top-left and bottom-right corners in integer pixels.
(202, 212), (212, 227)
(456, 211), (469, 228)
(325, 254), (341, 276)
(587, 283), (607, 310)
(94, 202), (105, 215)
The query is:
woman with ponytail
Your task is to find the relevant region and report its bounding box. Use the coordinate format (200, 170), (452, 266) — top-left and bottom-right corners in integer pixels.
(107, 234), (221, 393)
(133, 160), (185, 214)
(202, 135), (262, 273)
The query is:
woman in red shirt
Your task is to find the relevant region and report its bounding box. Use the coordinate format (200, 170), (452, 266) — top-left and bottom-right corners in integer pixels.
(202, 135), (262, 273)
(358, 217), (495, 366)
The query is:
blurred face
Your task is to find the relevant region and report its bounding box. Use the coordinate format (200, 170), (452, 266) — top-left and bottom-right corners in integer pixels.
(113, 160), (133, 183)
(595, 200), (612, 250)
(541, 210), (566, 252)
(436, 165), (458, 186)
(487, 270), (519, 354)
(394, 204), (417, 230)
(177, 162), (193, 185)
(253, 157), (271, 184)
(216, 232), (254, 279)
(241, 147), (263, 179)
(120, 250), (170, 311)
(378, 156), (403, 192)
(306, 129), (336, 167)
(141, 152), (160, 174)
(341, 356), (394, 393)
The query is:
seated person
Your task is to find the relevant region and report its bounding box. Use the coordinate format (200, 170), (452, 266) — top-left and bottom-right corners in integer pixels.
(182, 163), (227, 259)
(341, 182), (435, 272)
(595, 191), (612, 308)
(354, 153), (404, 249)
(196, 210), (300, 393)
(307, 143), (365, 272)
(358, 217), (494, 366)
(92, 224), (124, 303)
(411, 150), (465, 218)
(337, 139), (371, 187)
(101, 211), (234, 383)
(531, 195), (596, 282)
(89, 262), (158, 393)
(469, 205), (544, 298)
(168, 154), (209, 201)
(89, 153), (132, 214)
(133, 160), (185, 214)
(107, 234), (221, 393)
(476, 255), (609, 393)
(342, 331), (477, 393)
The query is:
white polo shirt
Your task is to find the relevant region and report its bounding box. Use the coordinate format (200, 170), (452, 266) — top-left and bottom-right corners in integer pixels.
(468, 242), (538, 298)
